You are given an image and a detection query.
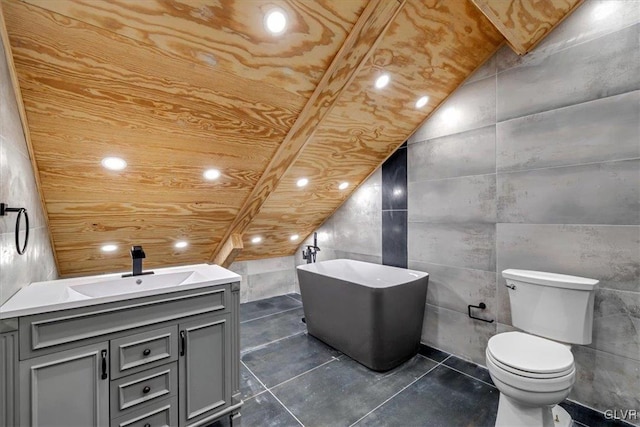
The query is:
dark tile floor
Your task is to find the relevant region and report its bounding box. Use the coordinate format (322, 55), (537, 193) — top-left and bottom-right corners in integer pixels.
(230, 295), (629, 427)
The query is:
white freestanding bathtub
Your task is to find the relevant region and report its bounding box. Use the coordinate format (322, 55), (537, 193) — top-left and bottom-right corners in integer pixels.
(296, 259), (429, 371)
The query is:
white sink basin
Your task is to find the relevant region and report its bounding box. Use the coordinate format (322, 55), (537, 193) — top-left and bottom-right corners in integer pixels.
(0, 263), (241, 319)
(70, 271), (197, 298)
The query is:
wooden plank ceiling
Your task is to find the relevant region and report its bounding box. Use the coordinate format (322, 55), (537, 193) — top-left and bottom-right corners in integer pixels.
(1, 0), (581, 277)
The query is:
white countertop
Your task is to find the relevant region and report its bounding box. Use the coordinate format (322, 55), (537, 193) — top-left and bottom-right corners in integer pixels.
(0, 263), (241, 319)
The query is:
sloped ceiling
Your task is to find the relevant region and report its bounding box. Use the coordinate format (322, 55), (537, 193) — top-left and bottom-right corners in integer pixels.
(0, 0), (581, 277)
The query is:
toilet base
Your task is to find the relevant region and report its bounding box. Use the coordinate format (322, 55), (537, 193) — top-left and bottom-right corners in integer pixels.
(552, 405), (573, 427)
(496, 394), (573, 427)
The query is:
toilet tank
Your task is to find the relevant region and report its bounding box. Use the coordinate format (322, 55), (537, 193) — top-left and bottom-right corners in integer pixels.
(503, 269), (598, 345)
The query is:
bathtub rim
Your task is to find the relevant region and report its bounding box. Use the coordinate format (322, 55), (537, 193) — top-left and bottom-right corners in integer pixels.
(296, 259), (428, 289)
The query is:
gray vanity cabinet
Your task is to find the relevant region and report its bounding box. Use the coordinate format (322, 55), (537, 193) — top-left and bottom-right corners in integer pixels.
(19, 341), (110, 426)
(179, 314), (231, 427)
(5, 282), (242, 427)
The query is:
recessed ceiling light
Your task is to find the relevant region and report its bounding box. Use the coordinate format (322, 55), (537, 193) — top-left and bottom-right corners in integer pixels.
(290, 234), (299, 241)
(338, 182), (349, 190)
(375, 74), (390, 89)
(101, 157), (127, 171)
(175, 241), (188, 249)
(296, 178), (309, 187)
(203, 169), (221, 180)
(101, 244), (117, 252)
(251, 236), (262, 244)
(265, 9), (287, 34)
(415, 96), (429, 109)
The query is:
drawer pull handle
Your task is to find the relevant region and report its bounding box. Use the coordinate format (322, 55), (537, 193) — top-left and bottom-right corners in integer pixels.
(100, 350), (108, 380)
(142, 386), (151, 394)
(180, 331), (186, 356)
(143, 348), (151, 356)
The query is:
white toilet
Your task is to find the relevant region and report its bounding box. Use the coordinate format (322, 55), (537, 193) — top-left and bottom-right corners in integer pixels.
(486, 269), (598, 427)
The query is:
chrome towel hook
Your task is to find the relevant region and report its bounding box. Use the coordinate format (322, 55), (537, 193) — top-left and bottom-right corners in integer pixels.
(0, 203), (29, 255)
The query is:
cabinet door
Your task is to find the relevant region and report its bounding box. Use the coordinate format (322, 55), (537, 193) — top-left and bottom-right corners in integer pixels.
(178, 314), (231, 426)
(20, 341), (110, 426)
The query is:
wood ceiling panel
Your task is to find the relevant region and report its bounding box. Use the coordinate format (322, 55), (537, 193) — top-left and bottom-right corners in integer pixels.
(211, 0), (404, 264)
(471, 0), (583, 54)
(28, 116), (271, 172)
(22, 0), (367, 98)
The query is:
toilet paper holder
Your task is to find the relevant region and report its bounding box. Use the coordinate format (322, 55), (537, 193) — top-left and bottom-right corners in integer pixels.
(468, 302), (494, 323)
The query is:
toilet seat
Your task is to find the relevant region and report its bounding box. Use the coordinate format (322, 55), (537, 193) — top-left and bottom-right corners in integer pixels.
(487, 350), (574, 380)
(487, 332), (574, 378)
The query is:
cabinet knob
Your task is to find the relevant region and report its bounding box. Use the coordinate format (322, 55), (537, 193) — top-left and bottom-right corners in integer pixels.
(142, 386), (151, 394)
(144, 424), (151, 427)
(143, 348), (151, 356)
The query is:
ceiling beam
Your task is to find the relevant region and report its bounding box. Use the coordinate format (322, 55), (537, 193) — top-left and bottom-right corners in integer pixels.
(211, 0), (405, 265)
(470, 0), (583, 55)
(212, 234), (243, 268)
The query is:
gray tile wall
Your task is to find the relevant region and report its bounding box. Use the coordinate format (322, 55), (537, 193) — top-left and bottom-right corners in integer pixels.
(228, 255), (297, 303)
(296, 168), (383, 271)
(408, 0), (639, 418)
(0, 37), (57, 306)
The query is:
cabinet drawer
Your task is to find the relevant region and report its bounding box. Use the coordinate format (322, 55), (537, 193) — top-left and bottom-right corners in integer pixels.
(111, 326), (178, 379)
(20, 286), (228, 359)
(111, 396), (177, 427)
(111, 363), (177, 418)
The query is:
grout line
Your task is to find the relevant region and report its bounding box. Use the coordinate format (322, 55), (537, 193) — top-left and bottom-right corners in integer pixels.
(241, 331), (306, 355)
(348, 356), (448, 427)
(241, 362), (305, 426)
(285, 294), (303, 304)
(495, 156), (640, 176)
(241, 306), (302, 324)
(407, 171), (497, 185)
(267, 389), (305, 427)
(269, 357), (339, 391)
(440, 363), (496, 389)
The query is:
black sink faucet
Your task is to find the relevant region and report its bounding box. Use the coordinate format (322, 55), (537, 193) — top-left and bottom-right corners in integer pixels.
(302, 232), (320, 264)
(123, 245), (154, 277)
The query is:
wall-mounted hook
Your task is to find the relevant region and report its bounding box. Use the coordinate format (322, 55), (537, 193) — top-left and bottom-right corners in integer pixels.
(1, 203), (29, 255)
(468, 302), (494, 323)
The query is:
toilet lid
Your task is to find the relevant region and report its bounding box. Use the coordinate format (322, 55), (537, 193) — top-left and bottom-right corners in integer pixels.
(487, 332), (574, 374)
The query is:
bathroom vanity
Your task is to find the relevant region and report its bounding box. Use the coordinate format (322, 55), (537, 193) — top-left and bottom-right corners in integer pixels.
(0, 264), (242, 427)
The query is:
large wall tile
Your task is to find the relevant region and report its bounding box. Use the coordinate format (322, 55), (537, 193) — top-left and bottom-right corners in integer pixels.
(465, 55), (496, 85)
(497, 0), (640, 73)
(409, 175), (496, 223)
(590, 289), (640, 361)
(409, 261), (496, 320)
(408, 125), (495, 182)
(246, 269), (296, 302)
(497, 24), (640, 121)
(409, 77), (496, 143)
(572, 345), (640, 420)
(497, 92), (640, 172)
(382, 210), (407, 268)
(496, 224), (640, 323)
(333, 251), (382, 265)
(244, 255), (295, 276)
(382, 147), (407, 211)
(497, 160), (640, 225)
(0, 137), (46, 233)
(0, 43), (27, 159)
(408, 222), (496, 272)
(422, 304), (496, 365)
